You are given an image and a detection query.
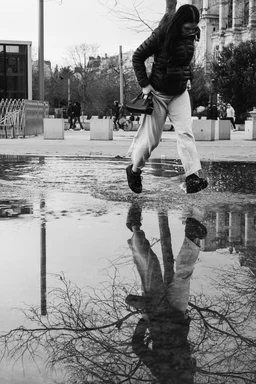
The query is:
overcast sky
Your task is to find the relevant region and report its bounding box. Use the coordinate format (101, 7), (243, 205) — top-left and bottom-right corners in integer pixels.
(1, 0), (175, 67)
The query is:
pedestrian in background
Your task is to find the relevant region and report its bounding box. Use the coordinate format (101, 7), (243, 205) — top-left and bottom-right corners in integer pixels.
(118, 104), (126, 130)
(126, 4), (208, 195)
(73, 102), (84, 130)
(218, 102), (226, 120)
(67, 101), (74, 130)
(112, 100), (120, 130)
(226, 103), (236, 131)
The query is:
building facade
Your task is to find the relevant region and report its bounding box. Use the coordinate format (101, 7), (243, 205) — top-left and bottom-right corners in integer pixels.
(188, 0), (256, 66)
(32, 60), (52, 80)
(0, 40), (32, 100)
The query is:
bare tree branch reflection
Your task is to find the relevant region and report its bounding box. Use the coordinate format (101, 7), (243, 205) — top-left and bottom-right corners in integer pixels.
(1, 272), (146, 383)
(187, 259), (256, 383)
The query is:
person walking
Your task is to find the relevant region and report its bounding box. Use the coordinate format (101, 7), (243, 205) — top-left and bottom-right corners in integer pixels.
(67, 101), (74, 130)
(118, 104), (126, 130)
(126, 4), (208, 194)
(112, 100), (120, 130)
(226, 103), (236, 131)
(73, 102), (84, 130)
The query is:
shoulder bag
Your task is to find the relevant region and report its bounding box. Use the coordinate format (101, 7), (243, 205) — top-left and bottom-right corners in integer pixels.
(125, 92), (153, 115)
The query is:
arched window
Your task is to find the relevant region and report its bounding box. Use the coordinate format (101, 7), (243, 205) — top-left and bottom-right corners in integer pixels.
(213, 45), (220, 60)
(243, 0), (249, 26)
(227, 0), (233, 28)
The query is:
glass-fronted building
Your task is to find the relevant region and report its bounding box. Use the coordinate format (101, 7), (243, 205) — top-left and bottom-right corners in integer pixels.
(0, 40), (32, 100)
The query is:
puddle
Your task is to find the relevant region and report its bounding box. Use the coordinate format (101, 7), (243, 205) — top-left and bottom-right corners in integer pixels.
(0, 156), (255, 384)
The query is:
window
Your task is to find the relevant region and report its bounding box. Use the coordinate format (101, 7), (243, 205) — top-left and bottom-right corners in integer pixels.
(227, 0), (233, 28)
(243, 0), (249, 26)
(0, 44), (28, 100)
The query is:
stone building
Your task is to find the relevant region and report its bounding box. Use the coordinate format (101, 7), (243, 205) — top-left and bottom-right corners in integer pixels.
(32, 60), (52, 79)
(185, 0), (256, 66)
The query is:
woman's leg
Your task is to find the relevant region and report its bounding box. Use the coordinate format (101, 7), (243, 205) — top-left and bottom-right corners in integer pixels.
(166, 237), (200, 313)
(168, 90), (202, 177)
(78, 116), (83, 129)
(73, 116), (77, 129)
(127, 95), (168, 171)
(128, 230), (165, 301)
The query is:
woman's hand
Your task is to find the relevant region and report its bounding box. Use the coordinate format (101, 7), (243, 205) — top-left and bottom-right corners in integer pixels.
(142, 84), (154, 95)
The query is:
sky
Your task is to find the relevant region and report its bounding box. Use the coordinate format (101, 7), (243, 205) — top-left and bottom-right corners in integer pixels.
(1, 0), (172, 68)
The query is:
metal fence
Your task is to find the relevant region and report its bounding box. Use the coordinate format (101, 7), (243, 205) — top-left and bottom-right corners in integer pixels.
(0, 99), (49, 138)
(24, 100), (49, 136)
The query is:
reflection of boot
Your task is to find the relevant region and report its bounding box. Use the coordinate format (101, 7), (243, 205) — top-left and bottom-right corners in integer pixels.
(185, 217), (207, 243)
(126, 202), (142, 231)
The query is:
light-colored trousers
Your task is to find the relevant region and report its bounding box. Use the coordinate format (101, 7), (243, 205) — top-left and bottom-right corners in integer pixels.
(128, 230), (200, 313)
(127, 90), (201, 177)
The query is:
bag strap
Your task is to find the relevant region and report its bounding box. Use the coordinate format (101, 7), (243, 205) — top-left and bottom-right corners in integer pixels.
(131, 92), (151, 105)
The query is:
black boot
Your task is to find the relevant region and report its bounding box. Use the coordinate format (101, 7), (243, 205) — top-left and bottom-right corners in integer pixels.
(126, 164), (143, 194)
(186, 173), (208, 194)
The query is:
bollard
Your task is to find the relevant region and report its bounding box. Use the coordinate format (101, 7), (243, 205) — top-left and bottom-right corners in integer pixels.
(90, 117), (113, 140)
(44, 118), (64, 140)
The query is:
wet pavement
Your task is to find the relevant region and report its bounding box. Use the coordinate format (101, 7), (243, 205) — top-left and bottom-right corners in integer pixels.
(1, 130), (256, 161)
(0, 155), (256, 384)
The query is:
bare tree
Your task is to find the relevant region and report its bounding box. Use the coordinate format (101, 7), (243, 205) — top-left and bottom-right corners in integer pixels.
(65, 43), (99, 69)
(52, 0), (178, 32)
(62, 42), (140, 115)
(98, 0), (177, 33)
(62, 43), (101, 112)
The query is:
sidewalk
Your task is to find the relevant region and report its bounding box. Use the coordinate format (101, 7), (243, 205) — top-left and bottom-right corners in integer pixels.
(0, 130), (255, 162)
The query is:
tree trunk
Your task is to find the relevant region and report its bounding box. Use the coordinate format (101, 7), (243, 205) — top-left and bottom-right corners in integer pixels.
(165, 0), (177, 15)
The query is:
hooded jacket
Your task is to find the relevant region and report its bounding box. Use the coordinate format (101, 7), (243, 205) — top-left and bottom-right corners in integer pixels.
(132, 27), (199, 96)
(132, 315), (196, 384)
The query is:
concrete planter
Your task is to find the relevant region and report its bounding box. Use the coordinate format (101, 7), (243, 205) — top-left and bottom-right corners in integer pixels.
(245, 120), (256, 140)
(44, 118), (64, 140)
(215, 120), (231, 140)
(192, 119), (215, 141)
(245, 109), (256, 140)
(90, 118), (113, 140)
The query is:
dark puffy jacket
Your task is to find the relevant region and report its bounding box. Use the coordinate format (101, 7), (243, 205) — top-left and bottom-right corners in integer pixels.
(67, 104), (73, 117)
(74, 103), (81, 117)
(132, 27), (197, 96)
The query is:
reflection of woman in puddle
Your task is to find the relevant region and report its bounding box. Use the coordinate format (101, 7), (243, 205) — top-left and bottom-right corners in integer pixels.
(125, 203), (207, 384)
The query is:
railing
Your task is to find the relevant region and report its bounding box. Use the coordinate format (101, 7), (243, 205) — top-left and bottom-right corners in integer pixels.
(0, 99), (49, 138)
(0, 99), (25, 138)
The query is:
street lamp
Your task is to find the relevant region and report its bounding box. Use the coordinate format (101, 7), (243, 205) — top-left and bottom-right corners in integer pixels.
(119, 45), (124, 105)
(67, 78), (71, 103)
(38, 0), (44, 101)
(60, 72), (73, 104)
